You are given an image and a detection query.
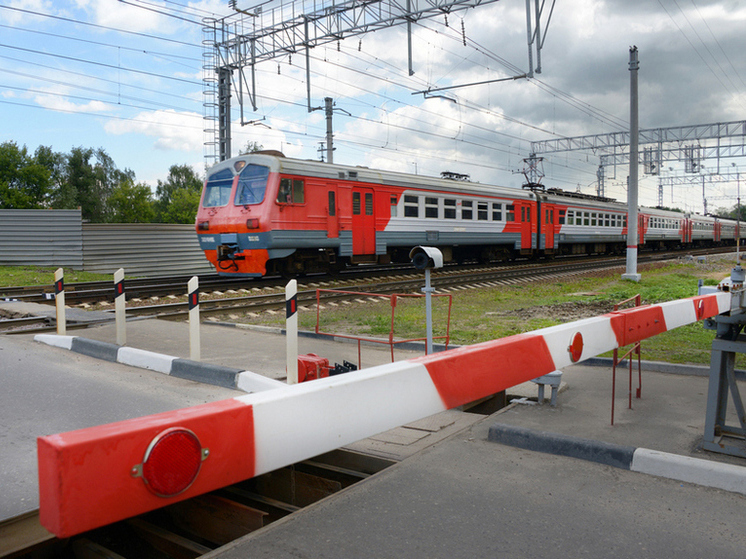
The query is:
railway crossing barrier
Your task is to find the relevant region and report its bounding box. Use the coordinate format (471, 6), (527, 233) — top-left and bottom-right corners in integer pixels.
(37, 284), (739, 538)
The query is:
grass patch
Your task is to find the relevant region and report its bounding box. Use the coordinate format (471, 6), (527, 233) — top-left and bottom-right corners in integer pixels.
(0, 266), (111, 291)
(239, 255), (741, 367)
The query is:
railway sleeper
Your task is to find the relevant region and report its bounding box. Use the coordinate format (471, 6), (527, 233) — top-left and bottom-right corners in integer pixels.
(7, 450), (394, 559)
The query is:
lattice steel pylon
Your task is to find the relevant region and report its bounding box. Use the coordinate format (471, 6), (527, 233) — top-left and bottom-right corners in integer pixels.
(203, 0), (556, 164)
(529, 120), (746, 204)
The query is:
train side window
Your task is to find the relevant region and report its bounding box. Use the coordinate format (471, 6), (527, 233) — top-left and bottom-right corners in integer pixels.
(558, 209), (565, 225)
(278, 178), (305, 204)
(353, 192), (361, 215)
(521, 207), (526, 222)
(492, 203), (502, 221)
(390, 195), (398, 217)
(477, 202), (488, 221)
(506, 204), (514, 222)
(605, 214), (610, 227)
(404, 195), (419, 217)
(582, 212), (589, 226)
(328, 191), (336, 216)
(462, 200), (473, 220)
(365, 192), (373, 216)
(425, 197), (439, 218)
(444, 199), (456, 219)
(293, 180), (304, 204)
(590, 213), (597, 227)
(566, 210), (573, 225)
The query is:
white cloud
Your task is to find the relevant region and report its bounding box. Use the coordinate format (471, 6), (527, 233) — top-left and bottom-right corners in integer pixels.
(104, 109), (203, 152)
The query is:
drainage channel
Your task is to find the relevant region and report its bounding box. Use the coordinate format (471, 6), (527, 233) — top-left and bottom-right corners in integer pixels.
(2, 449), (395, 559)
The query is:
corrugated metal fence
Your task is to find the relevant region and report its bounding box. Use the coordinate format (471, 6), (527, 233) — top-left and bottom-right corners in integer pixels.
(0, 209), (83, 268)
(0, 210), (214, 277)
(82, 223), (213, 276)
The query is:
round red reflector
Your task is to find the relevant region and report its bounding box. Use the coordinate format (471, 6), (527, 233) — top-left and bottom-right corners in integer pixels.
(568, 332), (583, 363)
(141, 428), (203, 497)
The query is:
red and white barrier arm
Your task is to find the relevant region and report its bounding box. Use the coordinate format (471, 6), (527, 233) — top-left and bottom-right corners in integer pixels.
(38, 292), (731, 537)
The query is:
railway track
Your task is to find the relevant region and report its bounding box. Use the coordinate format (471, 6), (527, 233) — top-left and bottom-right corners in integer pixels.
(0, 247), (734, 335)
(1, 449), (395, 559)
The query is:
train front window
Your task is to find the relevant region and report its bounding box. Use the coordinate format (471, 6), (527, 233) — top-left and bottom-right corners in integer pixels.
(235, 164), (269, 205)
(203, 168), (234, 207)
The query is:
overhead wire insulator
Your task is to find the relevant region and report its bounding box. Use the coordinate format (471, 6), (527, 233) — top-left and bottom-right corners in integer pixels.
(461, 19), (466, 46)
(444, 14), (448, 27)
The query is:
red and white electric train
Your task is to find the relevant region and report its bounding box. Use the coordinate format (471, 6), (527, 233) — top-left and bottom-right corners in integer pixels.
(195, 152), (742, 277)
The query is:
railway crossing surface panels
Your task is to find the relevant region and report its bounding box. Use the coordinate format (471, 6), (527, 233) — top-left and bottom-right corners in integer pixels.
(2, 297), (746, 557)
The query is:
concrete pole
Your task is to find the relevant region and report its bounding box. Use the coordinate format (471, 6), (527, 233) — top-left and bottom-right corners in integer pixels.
(622, 46), (641, 282)
(423, 269), (434, 355)
(114, 268), (126, 346)
(325, 97), (334, 164)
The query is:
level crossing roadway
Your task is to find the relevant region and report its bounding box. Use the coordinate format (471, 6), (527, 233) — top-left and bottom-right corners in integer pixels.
(0, 333), (238, 521)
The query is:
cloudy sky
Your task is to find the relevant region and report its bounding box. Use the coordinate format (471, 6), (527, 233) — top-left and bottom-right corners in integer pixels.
(1, 0), (744, 214)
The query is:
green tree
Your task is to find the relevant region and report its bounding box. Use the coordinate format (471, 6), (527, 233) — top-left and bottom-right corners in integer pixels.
(0, 141), (52, 208)
(155, 164), (203, 223)
(159, 188), (201, 224)
(109, 179), (155, 223)
(239, 140), (264, 155)
(60, 147), (133, 222)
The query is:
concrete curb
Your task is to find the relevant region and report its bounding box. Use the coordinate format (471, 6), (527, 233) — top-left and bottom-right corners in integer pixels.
(488, 422), (746, 496)
(213, 322), (746, 379)
(33, 334), (285, 393)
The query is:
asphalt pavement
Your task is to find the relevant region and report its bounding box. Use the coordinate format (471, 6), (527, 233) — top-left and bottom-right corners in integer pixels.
(3, 299), (745, 557)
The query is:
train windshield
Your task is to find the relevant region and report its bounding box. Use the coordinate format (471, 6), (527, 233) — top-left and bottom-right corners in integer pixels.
(202, 168), (234, 207)
(234, 164), (269, 206)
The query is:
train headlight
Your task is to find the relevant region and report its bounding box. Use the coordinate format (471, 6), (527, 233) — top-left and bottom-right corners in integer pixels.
(198, 221), (210, 231)
(246, 218), (259, 229)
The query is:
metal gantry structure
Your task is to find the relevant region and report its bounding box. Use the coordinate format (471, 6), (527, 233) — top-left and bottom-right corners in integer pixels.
(202, 0), (555, 164)
(529, 120), (746, 209)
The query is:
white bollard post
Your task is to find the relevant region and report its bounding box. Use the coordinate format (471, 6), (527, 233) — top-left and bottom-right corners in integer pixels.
(54, 268), (66, 336)
(286, 279), (298, 384)
(188, 276), (200, 361)
(114, 268), (126, 346)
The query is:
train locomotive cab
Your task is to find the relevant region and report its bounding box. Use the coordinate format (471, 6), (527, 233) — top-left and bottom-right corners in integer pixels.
(196, 154), (278, 277)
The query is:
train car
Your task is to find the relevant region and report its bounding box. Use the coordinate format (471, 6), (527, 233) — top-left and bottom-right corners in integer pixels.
(542, 189), (628, 256)
(195, 153), (741, 277)
(196, 152), (540, 276)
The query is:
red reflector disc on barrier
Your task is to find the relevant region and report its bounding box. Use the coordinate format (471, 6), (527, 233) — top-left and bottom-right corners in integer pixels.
(568, 332), (583, 363)
(141, 428), (204, 497)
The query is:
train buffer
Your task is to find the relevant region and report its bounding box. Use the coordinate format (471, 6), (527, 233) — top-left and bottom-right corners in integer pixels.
(37, 280), (741, 538)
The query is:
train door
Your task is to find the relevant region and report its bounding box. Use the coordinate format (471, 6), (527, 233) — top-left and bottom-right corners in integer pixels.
(515, 201), (534, 252)
(543, 204), (556, 251)
(352, 187), (376, 255)
(714, 220), (721, 242)
(327, 188), (338, 238)
(682, 217), (692, 244)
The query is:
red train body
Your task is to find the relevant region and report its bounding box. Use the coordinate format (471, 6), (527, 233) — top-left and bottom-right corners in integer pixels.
(195, 153), (742, 277)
